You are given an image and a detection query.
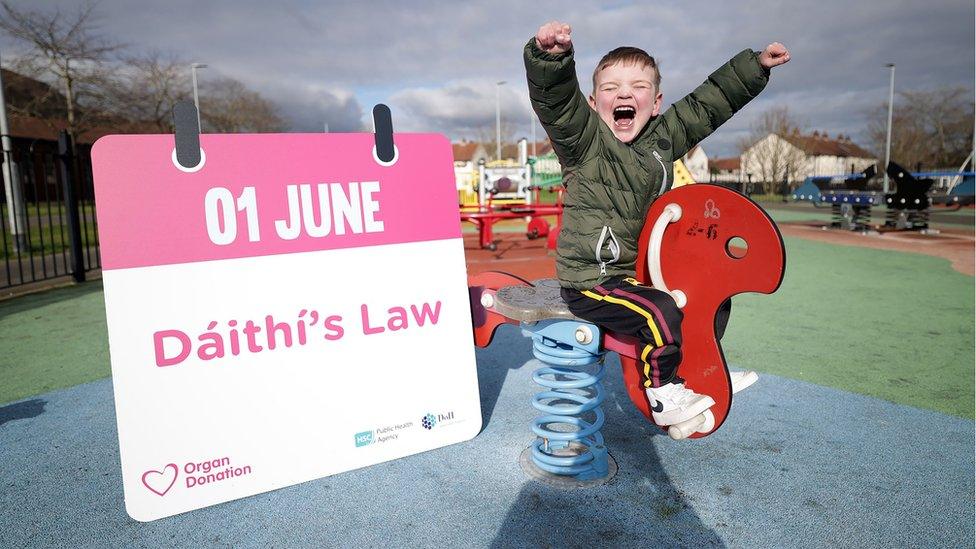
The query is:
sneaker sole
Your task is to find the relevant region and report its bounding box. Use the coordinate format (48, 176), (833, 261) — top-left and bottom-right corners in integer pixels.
(651, 395), (715, 426)
(668, 409), (716, 440)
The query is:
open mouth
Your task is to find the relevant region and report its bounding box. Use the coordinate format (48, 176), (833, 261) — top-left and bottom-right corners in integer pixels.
(613, 106), (636, 129)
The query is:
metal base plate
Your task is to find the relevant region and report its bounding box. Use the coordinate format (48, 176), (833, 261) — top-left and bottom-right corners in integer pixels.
(518, 444), (618, 489)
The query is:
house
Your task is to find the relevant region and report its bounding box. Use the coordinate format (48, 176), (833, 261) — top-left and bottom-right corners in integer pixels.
(499, 143), (521, 163)
(499, 139), (554, 163)
(528, 140), (552, 157)
(1, 68), (137, 205)
(709, 157), (741, 183)
(452, 140), (488, 168)
(741, 130), (876, 185)
(682, 145), (708, 182)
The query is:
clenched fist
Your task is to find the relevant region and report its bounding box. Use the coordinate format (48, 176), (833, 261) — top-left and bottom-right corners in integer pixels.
(535, 21), (573, 54)
(758, 42), (790, 69)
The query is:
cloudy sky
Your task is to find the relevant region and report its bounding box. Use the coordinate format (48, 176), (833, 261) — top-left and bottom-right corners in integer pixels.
(1, 0), (973, 157)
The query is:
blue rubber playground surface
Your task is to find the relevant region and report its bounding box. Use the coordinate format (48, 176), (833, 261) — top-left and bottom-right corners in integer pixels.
(1, 322), (973, 548)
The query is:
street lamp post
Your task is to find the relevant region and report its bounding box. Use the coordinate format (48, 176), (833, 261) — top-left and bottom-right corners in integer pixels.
(191, 63), (207, 131)
(530, 101), (537, 157)
(883, 63), (895, 194)
(495, 81), (506, 161)
(0, 51), (26, 253)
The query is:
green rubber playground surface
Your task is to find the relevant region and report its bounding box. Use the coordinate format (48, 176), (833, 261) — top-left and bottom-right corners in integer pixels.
(762, 207), (834, 223)
(1, 233), (974, 418)
(761, 202), (976, 228)
(723, 236), (975, 418)
(0, 282), (110, 404)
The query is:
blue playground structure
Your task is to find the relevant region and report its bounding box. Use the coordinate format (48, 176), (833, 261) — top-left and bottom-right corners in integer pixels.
(792, 162), (975, 231)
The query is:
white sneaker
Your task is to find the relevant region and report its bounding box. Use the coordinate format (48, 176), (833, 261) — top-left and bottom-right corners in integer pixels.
(645, 383), (715, 426)
(730, 370), (759, 394)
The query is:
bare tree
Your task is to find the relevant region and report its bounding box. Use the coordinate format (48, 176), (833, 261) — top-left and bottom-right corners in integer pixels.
(737, 106), (807, 193)
(867, 87), (974, 170)
(1, 2), (290, 137)
(0, 1), (120, 144)
(105, 51), (191, 132)
(199, 76), (285, 133)
(475, 119), (517, 161)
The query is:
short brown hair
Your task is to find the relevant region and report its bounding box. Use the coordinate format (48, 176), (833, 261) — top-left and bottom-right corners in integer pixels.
(592, 46), (661, 91)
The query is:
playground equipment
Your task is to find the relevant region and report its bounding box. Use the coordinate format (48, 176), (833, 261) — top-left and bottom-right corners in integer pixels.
(469, 184), (785, 482)
(459, 157), (698, 251)
(929, 171), (975, 208)
(476, 142), (533, 205)
(792, 162), (975, 232)
(791, 165), (882, 231)
(460, 187), (565, 251)
(670, 158), (697, 189)
(455, 139), (536, 208)
(928, 150), (976, 208)
(458, 139), (566, 251)
(881, 163), (936, 230)
(493, 278), (611, 481)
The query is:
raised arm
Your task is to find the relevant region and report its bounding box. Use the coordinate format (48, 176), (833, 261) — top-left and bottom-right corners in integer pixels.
(660, 43), (790, 159)
(524, 21), (600, 168)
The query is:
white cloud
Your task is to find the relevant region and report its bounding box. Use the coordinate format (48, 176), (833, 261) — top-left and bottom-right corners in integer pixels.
(260, 81), (365, 132)
(388, 79), (533, 138)
(0, 0), (970, 154)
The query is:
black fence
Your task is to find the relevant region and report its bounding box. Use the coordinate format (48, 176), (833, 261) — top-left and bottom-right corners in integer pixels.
(0, 130), (100, 290)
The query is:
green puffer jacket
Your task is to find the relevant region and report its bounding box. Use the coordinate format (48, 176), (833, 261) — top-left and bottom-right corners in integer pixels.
(524, 39), (769, 290)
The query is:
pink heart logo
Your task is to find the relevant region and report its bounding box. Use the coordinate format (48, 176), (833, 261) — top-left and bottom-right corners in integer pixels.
(142, 464), (179, 496)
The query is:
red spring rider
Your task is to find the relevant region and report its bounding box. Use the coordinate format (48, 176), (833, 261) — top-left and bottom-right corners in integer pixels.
(469, 184), (785, 440)
(623, 183), (785, 438)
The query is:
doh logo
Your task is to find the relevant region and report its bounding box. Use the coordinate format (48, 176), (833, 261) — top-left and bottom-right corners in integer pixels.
(354, 430), (375, 447)
(422, 411), (456, 430)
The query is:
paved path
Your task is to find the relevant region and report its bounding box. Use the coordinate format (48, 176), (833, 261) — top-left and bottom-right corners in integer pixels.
(1, 329), (973, 548)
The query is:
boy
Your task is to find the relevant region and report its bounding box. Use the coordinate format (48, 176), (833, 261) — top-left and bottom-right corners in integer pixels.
(525, 21), (790, 427)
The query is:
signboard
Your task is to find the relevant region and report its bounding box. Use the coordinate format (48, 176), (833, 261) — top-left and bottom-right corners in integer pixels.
(92, 133), (481, 521)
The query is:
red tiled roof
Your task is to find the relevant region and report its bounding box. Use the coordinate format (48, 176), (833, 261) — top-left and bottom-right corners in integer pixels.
(780, 132), (875, 159)
(452, 142), (484, 162)
(453, 139), (552, 161)
(711, 157), (740, 171)
(502, 140), (552, 159)
(499, 143), (518, 160)
(530, 140), (552, 155)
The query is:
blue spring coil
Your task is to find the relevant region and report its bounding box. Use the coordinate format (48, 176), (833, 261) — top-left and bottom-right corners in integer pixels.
(523, 319), (609, 481)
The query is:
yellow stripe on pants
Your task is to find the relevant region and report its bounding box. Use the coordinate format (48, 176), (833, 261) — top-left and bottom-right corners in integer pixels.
(580, 290), (665, 347)
(640, 344), (655, 388)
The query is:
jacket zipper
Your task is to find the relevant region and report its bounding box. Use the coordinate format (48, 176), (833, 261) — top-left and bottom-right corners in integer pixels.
(652, 150), (669, 196)
(595, 225), (621, 275)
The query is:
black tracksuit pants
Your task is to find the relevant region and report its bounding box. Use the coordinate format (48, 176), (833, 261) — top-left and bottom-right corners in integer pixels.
(561, 275), (730, 388)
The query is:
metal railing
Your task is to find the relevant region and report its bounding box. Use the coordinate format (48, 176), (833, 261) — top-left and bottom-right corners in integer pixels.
(1, 130), (100, 290)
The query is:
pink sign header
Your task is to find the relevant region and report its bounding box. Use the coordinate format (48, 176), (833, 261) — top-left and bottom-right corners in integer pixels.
(92, 133), (461, 270)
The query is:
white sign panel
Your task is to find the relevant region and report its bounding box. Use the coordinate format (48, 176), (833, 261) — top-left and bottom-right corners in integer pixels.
(92, 133), (481, 521)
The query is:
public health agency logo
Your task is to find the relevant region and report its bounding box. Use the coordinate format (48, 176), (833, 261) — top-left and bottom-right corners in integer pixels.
(354, 430), (375, 447)
(421, 413), (437, 430)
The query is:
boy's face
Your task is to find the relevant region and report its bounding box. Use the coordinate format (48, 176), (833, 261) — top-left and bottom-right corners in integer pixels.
(589, 62), (663, 143)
